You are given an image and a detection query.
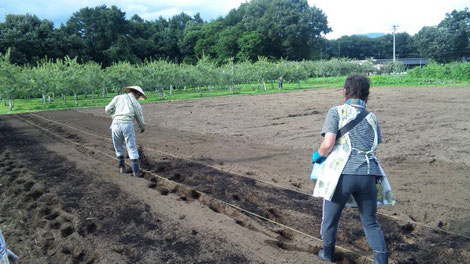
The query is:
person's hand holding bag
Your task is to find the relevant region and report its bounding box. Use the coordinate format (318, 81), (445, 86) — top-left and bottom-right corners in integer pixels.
(312, 151), (327, 164)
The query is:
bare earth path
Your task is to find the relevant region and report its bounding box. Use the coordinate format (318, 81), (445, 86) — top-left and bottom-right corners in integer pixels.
(1, 86), (469, 263)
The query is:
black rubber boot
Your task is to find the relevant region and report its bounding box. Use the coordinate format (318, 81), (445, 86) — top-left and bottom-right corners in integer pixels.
(318, 245), (335, 262)
(374, 251), (388, 264)
(118, 156), (125, 173)
(131, 159), (142, 177)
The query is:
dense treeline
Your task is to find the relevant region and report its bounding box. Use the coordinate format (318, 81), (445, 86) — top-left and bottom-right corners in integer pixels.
(1, 0), (469, 66)
(0, 46), (383, 111)
(0, 0), (330, 66)
(326, 8), (470, 62)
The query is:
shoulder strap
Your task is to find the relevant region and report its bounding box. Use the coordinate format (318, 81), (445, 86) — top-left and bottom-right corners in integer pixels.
(126, 94), (137, 114)
(335, 109), (369, 140)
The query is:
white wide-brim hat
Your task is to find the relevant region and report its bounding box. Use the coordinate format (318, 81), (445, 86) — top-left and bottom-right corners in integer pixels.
(124, 86), (147, 100)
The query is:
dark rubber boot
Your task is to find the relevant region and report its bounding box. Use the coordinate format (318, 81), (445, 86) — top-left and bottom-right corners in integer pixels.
(118, 156), (125, 173)
(374, 251), (388, 264)
(318, 245), (335, 262)
(131, 159), (142, 177)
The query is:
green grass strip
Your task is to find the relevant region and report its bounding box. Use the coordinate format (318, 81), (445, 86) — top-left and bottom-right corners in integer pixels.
(1, 75), (468, 115)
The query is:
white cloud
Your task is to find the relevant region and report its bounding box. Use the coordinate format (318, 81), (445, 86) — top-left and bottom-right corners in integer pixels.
(310, 0), (469, 39)
(0, 0), (467, 36)
(0, 0), (246, 25)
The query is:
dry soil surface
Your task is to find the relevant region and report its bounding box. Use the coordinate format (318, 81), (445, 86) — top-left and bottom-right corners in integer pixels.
(1, 86), (469, 264)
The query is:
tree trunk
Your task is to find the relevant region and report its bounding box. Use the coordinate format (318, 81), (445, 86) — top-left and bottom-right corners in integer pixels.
(263, 80), (266, 91)
(63, 94), (66, 105)
(271, 81), (274, 90)
(257, 81), (261, 91)
(42, 92), (46, 109)
(236, 83), (240, 91)
(102, 87), (106, 98)
(230, 84), (234, 94)
(170, 84), (173, 95)
(198, 85), (202, 97)
(184, 86), (187, 92)
(9, 97), (13, 111)
(2, 97), (5, 106)
(251, 81), (255, 91)
(92, 90), (95, 103)
(161, 87), (166, 99)
(278, 78), (283, 90)
(48, 95), (51, 104)
(74, 92), (78, 106)
(298, 81), (301, 89)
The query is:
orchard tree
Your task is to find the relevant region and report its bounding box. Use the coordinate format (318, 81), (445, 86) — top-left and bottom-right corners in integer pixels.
(0, 49), (21, 110)
(32, 58), (55, 108)
(106, 61), (139, 94)
(83, 61), (106, 103)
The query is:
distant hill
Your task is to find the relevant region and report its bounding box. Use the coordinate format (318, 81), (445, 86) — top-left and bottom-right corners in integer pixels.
(356, 33), (386, 38)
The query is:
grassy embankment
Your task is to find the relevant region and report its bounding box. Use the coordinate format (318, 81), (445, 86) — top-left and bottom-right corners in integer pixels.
(1, 74), (468, 115)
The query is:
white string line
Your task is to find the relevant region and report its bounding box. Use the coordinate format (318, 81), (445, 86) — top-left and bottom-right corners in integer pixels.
(28, 113), (307, 193)
(28, 113), (470, 241)
(16, 114), (376, 263)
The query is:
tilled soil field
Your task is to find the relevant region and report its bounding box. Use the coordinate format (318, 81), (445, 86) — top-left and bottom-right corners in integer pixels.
(0, 86), (469, 263)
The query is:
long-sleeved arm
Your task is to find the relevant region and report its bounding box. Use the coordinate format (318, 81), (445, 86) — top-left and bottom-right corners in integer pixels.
(134, 102), (145, 130)
(105, 96), (118, 115)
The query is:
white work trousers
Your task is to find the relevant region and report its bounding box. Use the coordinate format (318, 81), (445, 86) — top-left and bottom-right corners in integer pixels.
(110, 122), (139, 160)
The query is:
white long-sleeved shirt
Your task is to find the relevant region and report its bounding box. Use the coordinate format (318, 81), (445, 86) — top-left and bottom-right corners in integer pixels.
(105, 93), (145, 130)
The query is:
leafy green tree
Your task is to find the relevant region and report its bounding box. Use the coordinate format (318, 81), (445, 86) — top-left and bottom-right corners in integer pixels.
(414, 26), (457, 62)
(128, 15), (160, 62)
(181, 21), (204, 64)
(438, 8), (470, 59)
(215, 25), (243, 64)
(169, 12), (195, 62)
(0, 14), (58, 65)
(243, 0), (331, 60)
(236, 31), (263, 62)
(0, 49), (21, 110)
(194, 55), (216, 94)
(332, 35), (376, 59)
(32, 58), (55, 108)
(194, 20), (225, 59)
(83, 61), (106, 102)
(414, 8), (469, 62)
(64, 5), (129, 66)
(106, 61), (139, 93)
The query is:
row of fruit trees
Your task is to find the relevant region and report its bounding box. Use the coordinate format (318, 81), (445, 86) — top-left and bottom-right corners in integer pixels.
(0, 49), (377, 111)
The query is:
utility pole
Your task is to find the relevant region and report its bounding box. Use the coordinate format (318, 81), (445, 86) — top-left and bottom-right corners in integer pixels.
(392, 25), (399, 61)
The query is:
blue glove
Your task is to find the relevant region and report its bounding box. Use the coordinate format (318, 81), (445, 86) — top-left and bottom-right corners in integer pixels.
(312, 151), (327, 164)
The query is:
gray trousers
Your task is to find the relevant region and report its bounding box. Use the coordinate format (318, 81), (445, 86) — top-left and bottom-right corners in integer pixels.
(321, 174), (387, 253)
(110, 122), (139, 160)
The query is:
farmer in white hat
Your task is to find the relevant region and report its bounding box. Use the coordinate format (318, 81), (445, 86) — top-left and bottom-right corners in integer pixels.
(105, 86), (146, 177)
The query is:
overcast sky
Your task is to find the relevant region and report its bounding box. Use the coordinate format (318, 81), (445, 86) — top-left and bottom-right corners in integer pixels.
(0, 0), (468, 39)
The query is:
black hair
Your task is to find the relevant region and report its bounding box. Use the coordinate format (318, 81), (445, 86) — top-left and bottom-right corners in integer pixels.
(344, 74), (370, 102)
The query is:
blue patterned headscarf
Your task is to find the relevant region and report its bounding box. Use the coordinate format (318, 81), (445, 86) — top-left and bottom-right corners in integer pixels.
(345, 99), (366, 108)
